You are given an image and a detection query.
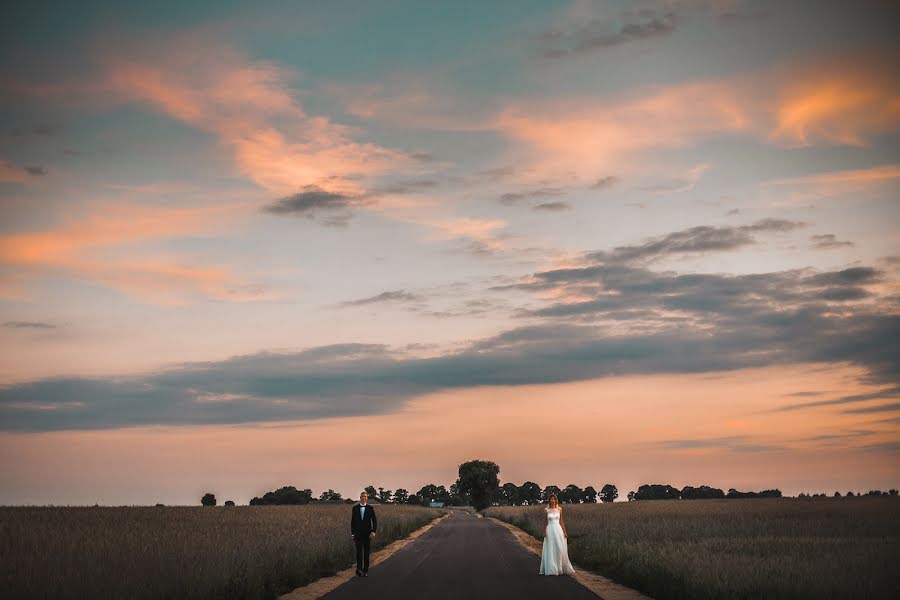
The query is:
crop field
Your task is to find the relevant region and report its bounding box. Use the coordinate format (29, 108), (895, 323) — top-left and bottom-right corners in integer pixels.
(485, 497), (900, 599)
(1, 504), (440, 599)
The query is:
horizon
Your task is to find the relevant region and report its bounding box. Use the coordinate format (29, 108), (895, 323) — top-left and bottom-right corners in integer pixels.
(1, 0), (899, 506)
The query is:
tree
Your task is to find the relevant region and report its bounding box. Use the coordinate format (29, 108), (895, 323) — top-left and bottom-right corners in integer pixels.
(407, 493), (421, 505)
(449, 482), (465, 506)
(501, 482), (520, 505)
(847, 491), (855, 497)
(600, 484), (619, 503)
(834, 491), (841, 497)
(393, 488), (409, 504)
(457, 459), (500, 511)
(890, 489), (898, 496)
(681, 485), (725, 500)
(201, 493), (216, 506)
(319, 489), (343, 503)
(582, 486), (598, 503)
(541, 485), (561, 503)
(518, 481), (542, 505)
(634, 484), (679, 500)
(365, 485), (377, 499)
(250, 486), (313, 505)
(378, 487), (392, 503)
(627, 491), (635, 502)
(224, 500), (235, 507)
(561, 484), (583, 504)
(417, 484), (448, 505)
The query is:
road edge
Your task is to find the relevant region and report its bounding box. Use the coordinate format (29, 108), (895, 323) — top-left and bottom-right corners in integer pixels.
(485, 516), (654, 600)
(279, 512), (450, 600)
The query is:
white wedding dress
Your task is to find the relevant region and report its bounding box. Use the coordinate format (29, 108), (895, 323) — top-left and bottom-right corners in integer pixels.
(539, 507), (575, 575)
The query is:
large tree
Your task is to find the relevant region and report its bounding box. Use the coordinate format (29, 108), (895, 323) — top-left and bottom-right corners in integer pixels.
(500, 482), (520, 505)
(561, 484), (583, 504)
(319, 489), (343, 503)
(518, 481), (542, 505)
(201, 493), (216, 506)
(541, 485), (562, 503)
(457, 459), (500, 511)
(600, 484), (619, 503)
(392, 488), (409, 504)
(582, 485), (598, 503)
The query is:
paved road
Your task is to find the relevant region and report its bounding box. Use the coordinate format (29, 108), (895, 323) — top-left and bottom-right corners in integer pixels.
(319, 511), (598, 600)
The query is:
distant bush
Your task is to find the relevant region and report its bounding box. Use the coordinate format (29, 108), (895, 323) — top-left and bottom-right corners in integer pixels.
(201, 493), (216, 507)
(224, 500), (235, 507)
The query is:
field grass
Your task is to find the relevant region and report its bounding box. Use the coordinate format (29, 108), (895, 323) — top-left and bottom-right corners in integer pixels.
(1, 504), (440, 599)
(485, 497), (900, 600)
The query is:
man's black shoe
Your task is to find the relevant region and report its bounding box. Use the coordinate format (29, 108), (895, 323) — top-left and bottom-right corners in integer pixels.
(356, 569), (363, 577)
(363, 571), (368, 577)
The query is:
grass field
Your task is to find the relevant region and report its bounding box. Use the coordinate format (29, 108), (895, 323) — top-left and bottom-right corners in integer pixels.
(0, 504), (440, 599)
(485, 497), (900, 599)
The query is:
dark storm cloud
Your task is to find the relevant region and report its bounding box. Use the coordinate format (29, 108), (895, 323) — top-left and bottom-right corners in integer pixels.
(542, 8), (677, 59)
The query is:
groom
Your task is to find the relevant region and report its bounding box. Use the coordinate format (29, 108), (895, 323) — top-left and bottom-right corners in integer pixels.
(350, 491), (377, 577)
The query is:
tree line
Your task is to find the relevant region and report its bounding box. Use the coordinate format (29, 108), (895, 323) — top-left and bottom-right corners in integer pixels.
(198, 459), (898, 507)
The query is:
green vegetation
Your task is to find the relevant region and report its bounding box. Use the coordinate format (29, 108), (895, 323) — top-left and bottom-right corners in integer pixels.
(485, 497), (900, 600)
(1, 504), (439, 599)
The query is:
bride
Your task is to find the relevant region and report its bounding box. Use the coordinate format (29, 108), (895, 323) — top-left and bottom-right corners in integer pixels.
(539, 493), (575, 575)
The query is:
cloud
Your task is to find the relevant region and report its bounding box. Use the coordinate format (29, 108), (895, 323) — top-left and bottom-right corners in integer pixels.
(582, 218), (805, 264)
(6, 32), (409, 197)
(763, 164), (900, 187)
(3, 321), (56, 329)
(533, 201), (571, 212)
(3, 217), (897, 431)
(499, 186), (567, 206)
(775, 385), (900, 412)
(541, 5), (678, 59)
(590, 176), (618, 190)
(640, 164), (710, 193)
(659, 435), (784, 453)
(263, 186), (358, 226)
(339, 290), (424, 308)
(0, 201), (268, 304)
(810, 234), (854, 250)
(0, 160), (46, 183)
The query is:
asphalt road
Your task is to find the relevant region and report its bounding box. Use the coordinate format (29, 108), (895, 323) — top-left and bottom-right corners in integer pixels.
(319, 510), (598, 600)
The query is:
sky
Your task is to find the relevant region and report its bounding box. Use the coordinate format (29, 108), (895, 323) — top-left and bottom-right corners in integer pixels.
(0, 0), (898, 505)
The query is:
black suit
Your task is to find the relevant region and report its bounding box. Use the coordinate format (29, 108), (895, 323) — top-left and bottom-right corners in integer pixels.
(350, 503), (377, 572)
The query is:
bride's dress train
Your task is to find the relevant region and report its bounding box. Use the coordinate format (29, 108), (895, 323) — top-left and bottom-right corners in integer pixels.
(539, 507), (575, 575)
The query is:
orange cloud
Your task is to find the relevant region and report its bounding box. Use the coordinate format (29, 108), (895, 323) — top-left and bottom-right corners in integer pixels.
(0, 160), (29, 183)
(0, 202), (266, 304)
(495, 81), (749, 177)
(769, 55), (900, 147)
(99, 39), (407, 196)
(763, 164), (900, 187)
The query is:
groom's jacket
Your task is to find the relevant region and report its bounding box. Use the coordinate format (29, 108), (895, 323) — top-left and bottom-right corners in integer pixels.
(351, 503), (377, 538)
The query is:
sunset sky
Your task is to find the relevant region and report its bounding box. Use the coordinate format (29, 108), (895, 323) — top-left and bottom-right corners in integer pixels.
(1, 0), (898, 505)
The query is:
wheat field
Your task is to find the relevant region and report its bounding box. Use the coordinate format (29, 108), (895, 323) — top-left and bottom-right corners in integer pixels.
(1, 504), (440, 599)
(485, 497), (900, 599)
